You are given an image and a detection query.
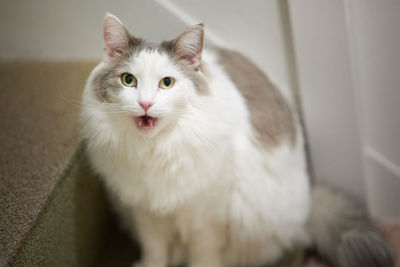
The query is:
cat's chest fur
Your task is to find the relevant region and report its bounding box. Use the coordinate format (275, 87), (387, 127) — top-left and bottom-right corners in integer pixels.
(85, 85), (242, 214)
(89, 130), (233, 214)
(84, 50), (251, 213)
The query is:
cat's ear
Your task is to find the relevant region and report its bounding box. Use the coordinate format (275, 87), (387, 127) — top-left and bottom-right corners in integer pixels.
(103, 13), (131, 60)
(172, 24), (204, 68)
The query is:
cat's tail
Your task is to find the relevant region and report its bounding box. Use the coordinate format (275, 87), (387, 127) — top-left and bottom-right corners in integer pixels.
(308, 184), (394, 267)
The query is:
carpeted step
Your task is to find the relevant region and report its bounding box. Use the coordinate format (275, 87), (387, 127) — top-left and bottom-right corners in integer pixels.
(0, 61), (109, 266)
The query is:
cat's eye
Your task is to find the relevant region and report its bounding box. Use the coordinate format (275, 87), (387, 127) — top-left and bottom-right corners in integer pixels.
(121, 73), (137, 87)
(159, 77), (175, 89)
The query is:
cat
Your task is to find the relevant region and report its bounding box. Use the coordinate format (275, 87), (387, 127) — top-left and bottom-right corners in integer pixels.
(80, 13), (393, 267)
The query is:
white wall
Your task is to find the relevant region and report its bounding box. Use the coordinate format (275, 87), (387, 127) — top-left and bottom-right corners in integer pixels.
(0, 0), (187, 60)
(345, 0), (400, 219)
(288, 0), (366, 201)
(289, 0), (400, 219)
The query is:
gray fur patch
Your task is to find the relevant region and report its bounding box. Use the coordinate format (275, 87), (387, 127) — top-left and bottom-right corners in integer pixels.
(338, 227), (394, 267)
(91, 35), (144, 102)
(160, 40), (210, 93)
(309, 185), (394, 267)
(217, 48), (296, 148)
(92, 64), (123, 102)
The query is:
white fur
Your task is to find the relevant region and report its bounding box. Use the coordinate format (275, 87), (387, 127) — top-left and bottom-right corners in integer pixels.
(81, 48), (311, 267)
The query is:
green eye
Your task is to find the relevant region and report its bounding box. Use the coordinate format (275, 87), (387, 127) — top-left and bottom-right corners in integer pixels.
(159, 77), (175, 89)
(121, 73), (137, 87)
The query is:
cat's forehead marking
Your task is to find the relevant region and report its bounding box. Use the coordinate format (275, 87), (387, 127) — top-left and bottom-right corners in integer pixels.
(127, 38), (172, 55)
(144, 41), (158, 49)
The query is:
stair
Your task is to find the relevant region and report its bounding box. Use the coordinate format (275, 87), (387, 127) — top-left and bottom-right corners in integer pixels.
(0, 61), (110, 266)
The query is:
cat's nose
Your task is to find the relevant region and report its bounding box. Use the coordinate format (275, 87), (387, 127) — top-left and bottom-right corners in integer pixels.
(139, 101), (153, 112)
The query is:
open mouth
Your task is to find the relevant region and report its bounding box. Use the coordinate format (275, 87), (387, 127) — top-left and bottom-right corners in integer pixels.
(134, 115), (158, 130)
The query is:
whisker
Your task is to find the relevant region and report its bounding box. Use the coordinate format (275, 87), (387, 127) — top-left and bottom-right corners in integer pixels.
(58, 96), (84, 108)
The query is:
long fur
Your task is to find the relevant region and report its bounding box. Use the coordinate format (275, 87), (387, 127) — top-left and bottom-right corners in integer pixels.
(80, 13), (394, 267)
(309, 185), (394, 267)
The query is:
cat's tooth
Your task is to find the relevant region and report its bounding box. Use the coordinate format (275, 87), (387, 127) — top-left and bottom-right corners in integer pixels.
(138, 120), (142, 127)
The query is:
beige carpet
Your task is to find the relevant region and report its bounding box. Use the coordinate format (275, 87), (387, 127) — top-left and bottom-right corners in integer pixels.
(0, 61), (98, 265)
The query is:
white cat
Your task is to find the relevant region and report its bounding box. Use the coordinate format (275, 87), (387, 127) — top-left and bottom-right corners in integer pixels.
(81, 13), (393, 267)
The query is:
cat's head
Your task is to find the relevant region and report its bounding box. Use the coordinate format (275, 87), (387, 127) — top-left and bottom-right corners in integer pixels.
(84, 13), (207, 138)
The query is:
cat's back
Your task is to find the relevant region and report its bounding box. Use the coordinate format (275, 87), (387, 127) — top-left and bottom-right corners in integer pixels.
(215, 48), (296, 148)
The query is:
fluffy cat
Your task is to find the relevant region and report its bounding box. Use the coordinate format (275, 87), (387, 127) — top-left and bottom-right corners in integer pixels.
(80, 13), (393, 267)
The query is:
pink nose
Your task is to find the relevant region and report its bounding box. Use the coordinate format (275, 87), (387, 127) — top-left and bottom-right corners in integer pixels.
(139, 101), (153, 112)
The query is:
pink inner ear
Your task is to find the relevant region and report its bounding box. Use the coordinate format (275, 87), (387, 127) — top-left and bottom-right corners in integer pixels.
(188, 53), (201, 66)
(174, 40), (202, 67)
(104, 32), (117, 58)
(173, 25), (204, 67)
(104, 34), (124, 58)
(175, 46), (200, 64)
(103, 15), (130, 59)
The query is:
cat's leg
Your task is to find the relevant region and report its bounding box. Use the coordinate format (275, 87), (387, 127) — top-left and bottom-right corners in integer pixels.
(132, 208), (171, 267)
(187, 222), (226, 267)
